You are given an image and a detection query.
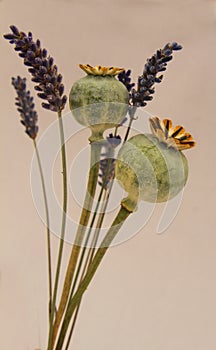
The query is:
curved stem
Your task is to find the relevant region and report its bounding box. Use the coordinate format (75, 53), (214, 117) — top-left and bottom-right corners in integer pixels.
(51, 140), (102, 348)
(47, 111), (68, 350)
(55, 204), (134, 350)
(33, 139), (52, 323)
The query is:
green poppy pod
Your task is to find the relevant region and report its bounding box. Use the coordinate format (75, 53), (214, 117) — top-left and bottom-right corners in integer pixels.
(116, 133), (188, 204)
(69, 65), (129, 142)
(116, 117), (195, 209)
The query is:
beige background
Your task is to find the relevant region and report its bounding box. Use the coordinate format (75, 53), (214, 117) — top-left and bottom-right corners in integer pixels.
(1, 0), (216, 349)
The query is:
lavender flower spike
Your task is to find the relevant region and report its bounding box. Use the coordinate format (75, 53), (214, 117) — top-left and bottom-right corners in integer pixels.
(4, 25), (67, 112)
(98, 134), (121, 189)
(118, 42), (182, 108)
(12, 76), (38, 139)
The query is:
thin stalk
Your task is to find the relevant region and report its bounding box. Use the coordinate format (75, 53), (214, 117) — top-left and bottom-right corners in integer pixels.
(68, 186), (104, 299)
(55, 116), (136, 348)
(47, 111), (68, 350)
(123, 108), (137, 143)
(33, 139), (52, 323)
(64, 189), (110, 350)
(55, 204), (133, 350)
(64, 304), (80, 350)
(64, 117), (135, 347)
(68, 155), (114, 301)
(61, 188), (106, 350)
(61, 119), (135, 349)
(89, 194), (108, 260)
(51, 141), (102, 349)
(89, 186), (112, 261)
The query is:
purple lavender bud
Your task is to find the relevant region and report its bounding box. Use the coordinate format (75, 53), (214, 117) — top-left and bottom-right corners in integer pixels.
(48, 57), (54, 67)
(24, 60), (33, 67)
(46, 83), (55, 91)
(37, 93), (47, 100)
(36, 39), (41, 48)
(58, 84), (64, 96)
(39, 66), (47, 75)
(10, 25), (20, 36)
(61, 95), (67, 105)
(171, 42), (182, 50)
(30, 42), (37, 52)
(163, 49), (172, 56)
(35, 57), (42, 65)
(47, 95), (58, 103)
(143, 95), (153, 101)
(4, 33), (15, 40)
(43, 74), (51, 82)
(42, 49), (47, 57)
(50, 76), (57, 84)
(42, 103), (51, 110)
(32, 77), (41, 83)
(28, 68), (36, 74)
(57, 74), (63, 83)
(118, 69), (135, 93)
(27, 50), (35, 58)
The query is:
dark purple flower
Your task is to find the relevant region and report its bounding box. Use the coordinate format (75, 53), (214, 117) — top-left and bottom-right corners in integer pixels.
(118, 70), (135, 93)
(118, 42), (182, 108)
(4, 25), (67, 113)
(12, 76), (38, 139)
(98, 134), (122, 189)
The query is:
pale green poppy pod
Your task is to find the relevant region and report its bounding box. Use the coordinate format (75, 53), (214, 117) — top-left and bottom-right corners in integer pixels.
(116, 133), (189, 203)
(69, 65), (129, 139)
(116, 117), (196, 203)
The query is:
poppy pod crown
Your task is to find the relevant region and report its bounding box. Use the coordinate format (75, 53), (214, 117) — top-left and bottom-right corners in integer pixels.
(149, 116), (196, 151)
(79, 64), (125, 76)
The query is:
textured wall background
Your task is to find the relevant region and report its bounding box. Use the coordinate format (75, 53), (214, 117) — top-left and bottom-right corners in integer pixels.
(0, 0), (216, 349)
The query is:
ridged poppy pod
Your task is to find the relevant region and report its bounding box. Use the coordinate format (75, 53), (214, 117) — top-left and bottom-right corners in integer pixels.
(69, 64), (129, 142)
(116, 117), (195, 209)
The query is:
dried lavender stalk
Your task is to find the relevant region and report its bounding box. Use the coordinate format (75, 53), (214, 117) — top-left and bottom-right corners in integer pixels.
(118, 42), (182, 107)
(4, 25), (67, 112)
(12, 76), (38, 139)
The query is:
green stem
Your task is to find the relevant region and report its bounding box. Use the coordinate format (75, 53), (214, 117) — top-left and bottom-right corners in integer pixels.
(47, 111), (68, 350)
(33, 139), (52, 323)
(63, 119), (136, 347)
(64, 304), (80, 350)
(68, 186), (104, 299)
(89, 184), (113, 260)
(55, 203), (134, 350)
(68, 154), (114, 302)
(64, 189), (110, 349)
(51, 140), (102, 348)
(59, 121), (136, 349)
(63, 141), (118, 348)
(123, 107), (137, 143)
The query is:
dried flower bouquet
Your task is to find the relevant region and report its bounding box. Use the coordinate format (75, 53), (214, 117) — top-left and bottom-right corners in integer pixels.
(4, 25), (195, 350)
